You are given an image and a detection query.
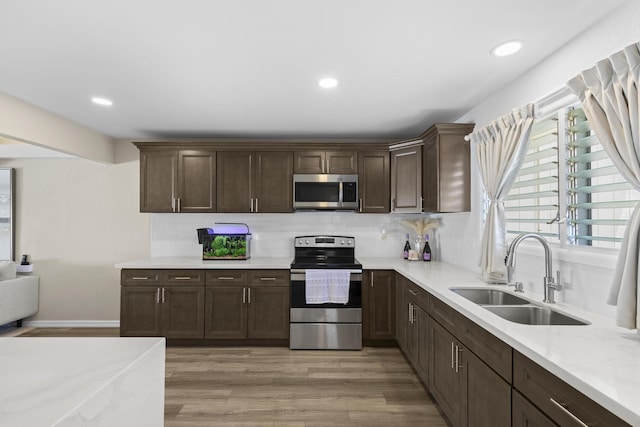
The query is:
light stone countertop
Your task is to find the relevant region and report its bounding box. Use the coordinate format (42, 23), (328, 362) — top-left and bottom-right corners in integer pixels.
(0, 337), (166, 426)
(116, 256), (640, 426)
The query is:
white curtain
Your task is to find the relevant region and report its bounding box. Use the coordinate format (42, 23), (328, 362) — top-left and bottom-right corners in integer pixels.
(471, 104), (536, 283)
(567, 42), (640, 330)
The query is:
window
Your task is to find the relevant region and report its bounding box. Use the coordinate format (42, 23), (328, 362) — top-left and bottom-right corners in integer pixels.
(504, 102), (640, 249)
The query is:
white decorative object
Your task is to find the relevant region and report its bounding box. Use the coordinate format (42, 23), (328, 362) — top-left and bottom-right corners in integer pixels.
(16, 264), (33, 273)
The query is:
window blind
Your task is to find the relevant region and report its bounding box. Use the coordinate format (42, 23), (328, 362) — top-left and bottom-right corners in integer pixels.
(504, 115), (560, 241)
(566, 107), (640, 248)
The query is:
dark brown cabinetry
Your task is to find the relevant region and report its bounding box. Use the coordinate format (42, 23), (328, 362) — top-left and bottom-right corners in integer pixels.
(217, 151), (293, 213)
(294, 150), (357, 174)
(362, 270), (395, 342)
(205, 270), (289, 340)
(357, 151), (390, 213)
(428, 296), (511, 427)
(120, 269), (205, 338)
(512, 390), (556, 427)
(140, 149), (216, 213)
(390, 144), (422, 213)
(422, 123), (475, 213)
(513, 352), (631, 427)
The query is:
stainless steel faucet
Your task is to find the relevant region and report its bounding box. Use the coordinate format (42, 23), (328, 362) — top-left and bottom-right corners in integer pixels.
(505, 233), (562, 303)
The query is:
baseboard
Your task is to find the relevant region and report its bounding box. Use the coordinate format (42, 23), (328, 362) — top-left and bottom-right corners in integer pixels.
(26, 320), (120, 328)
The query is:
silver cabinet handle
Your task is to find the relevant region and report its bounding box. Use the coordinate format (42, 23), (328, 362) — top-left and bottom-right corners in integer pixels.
(247, 288), (251, 303)
(419, 196), (423, 212)
(260, 277), (276, 281)
(171, 198), (176, 212)
(408, 289), (418, 296)
(359, 198), (363, 213)
(451, 342), (455, 369)
(371, 274), (374, 288)
(156, 288), (160, 304)
(549, 398), (594, 427)
(131, 277), (149, 280)
(217, 277), (235, 280)
(242, 287), (246, 303)
(408, 303), (412, 323)
(455, 345), (462, 373)
(255, 198), (258, 213)
(177, 198), (181, 212)
(161, 287), (166, 303)
(173, 276), (191, 280)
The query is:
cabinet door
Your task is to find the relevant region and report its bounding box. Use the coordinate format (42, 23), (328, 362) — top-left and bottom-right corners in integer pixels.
(254, 152), (293, 213)
(326, 150), (357, 174)
(294, 151), (325, 173)
(415, 305), (430, 385)
(395, 274), (407, 352)
(366, 270), (395, 340)
(140, 150), (177, 212)
(178, 150), (216, 212)
(460, 347), (511, 427)
(247, 286), (289, 339)
(217, 151), (253, 212)
(391, 145), (422, 213)
(163, 285), (205, 338)
(422, 123), (474, 213)
(204, 286), (247, 339)
(120, 286), (162, 337)
(358, 151), (390, 213)
(429, 320), (461, 426)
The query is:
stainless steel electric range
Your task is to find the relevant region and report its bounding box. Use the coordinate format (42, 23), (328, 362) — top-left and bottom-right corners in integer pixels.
(289, 235), (363, 350)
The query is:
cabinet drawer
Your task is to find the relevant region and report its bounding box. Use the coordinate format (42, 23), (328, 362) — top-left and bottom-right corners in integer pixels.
(512, 390), (556, 427)
(405, 279), (429, 311)
(206, 270), (247, 285)
(513, 352), (631, 427)
(459, 317), (512, 383)
(247, 270), (289, 286)
(121, 269), (162, 286)
(429, 295), (459, 334)
(164, 270), (205, 285)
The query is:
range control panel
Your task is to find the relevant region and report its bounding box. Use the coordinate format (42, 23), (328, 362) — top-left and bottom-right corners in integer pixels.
(294, 235), (355, 248)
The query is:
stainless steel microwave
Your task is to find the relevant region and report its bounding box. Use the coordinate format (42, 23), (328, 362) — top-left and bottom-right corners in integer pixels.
(293, 174), (358, 210)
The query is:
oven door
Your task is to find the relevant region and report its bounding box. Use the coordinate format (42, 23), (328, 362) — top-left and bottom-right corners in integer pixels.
(289, 269), (362, 309)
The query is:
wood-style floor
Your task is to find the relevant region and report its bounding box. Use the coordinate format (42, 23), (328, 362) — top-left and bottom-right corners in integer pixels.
(17, 328), (448, 426)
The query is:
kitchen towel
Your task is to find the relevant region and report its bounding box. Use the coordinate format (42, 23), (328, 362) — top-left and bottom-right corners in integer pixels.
(305, 269), (351, 304)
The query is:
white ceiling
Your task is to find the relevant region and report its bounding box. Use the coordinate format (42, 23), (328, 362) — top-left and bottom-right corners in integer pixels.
(0, 0), (629, 142)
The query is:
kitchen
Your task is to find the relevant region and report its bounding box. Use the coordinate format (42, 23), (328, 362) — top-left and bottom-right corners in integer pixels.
(1, 0), (640, 426)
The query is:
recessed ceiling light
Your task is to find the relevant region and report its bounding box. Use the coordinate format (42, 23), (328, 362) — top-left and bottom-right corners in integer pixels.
(318, 78), (338, 89)
(491, 40), (523, 57)
(91, 97), (113, 106)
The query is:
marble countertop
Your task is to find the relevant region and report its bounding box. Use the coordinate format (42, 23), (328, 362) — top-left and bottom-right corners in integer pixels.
(0, 337), (165, 426)
(115, 256), (640, 425)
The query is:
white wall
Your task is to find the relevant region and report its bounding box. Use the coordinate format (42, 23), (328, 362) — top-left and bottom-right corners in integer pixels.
(437, 0), (640, 318)
(0, 141), (149, 323)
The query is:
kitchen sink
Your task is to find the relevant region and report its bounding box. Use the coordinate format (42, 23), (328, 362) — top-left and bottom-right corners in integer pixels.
(450, 287), (530, 305)
(484, 305), (590, 326)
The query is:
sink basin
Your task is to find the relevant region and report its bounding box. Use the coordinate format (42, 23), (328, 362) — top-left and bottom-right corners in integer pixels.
(450, 288), (530, 305)
(484, 305), (590, 326)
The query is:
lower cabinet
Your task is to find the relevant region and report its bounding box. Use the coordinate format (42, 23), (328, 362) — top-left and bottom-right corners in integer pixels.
(405, 285), (430, 384)
(363, 270), (395, 342)
(428, 319), (511, 427)
(512, 390), (556, 427)
(120, 269), (205, 338)
(513, 351), (631, 427)
(205, 270), (289, 340)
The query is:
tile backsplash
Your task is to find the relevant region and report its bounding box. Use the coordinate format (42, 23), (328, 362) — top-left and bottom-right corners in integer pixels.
(150, 212), (416, 259)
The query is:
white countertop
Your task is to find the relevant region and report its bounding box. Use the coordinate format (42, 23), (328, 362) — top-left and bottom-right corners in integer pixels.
(0, 337), (165, 426)
(116, 256), (640, 425)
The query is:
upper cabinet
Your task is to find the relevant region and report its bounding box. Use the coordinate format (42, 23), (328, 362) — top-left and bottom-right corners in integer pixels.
(294, 150), (357, 174)
(140, 149), (216, 213)
(422, 123), (475, 213)
(358, 151), (390, 213)
(390, 144), (423, 213)
(217, 151), (293, 213)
